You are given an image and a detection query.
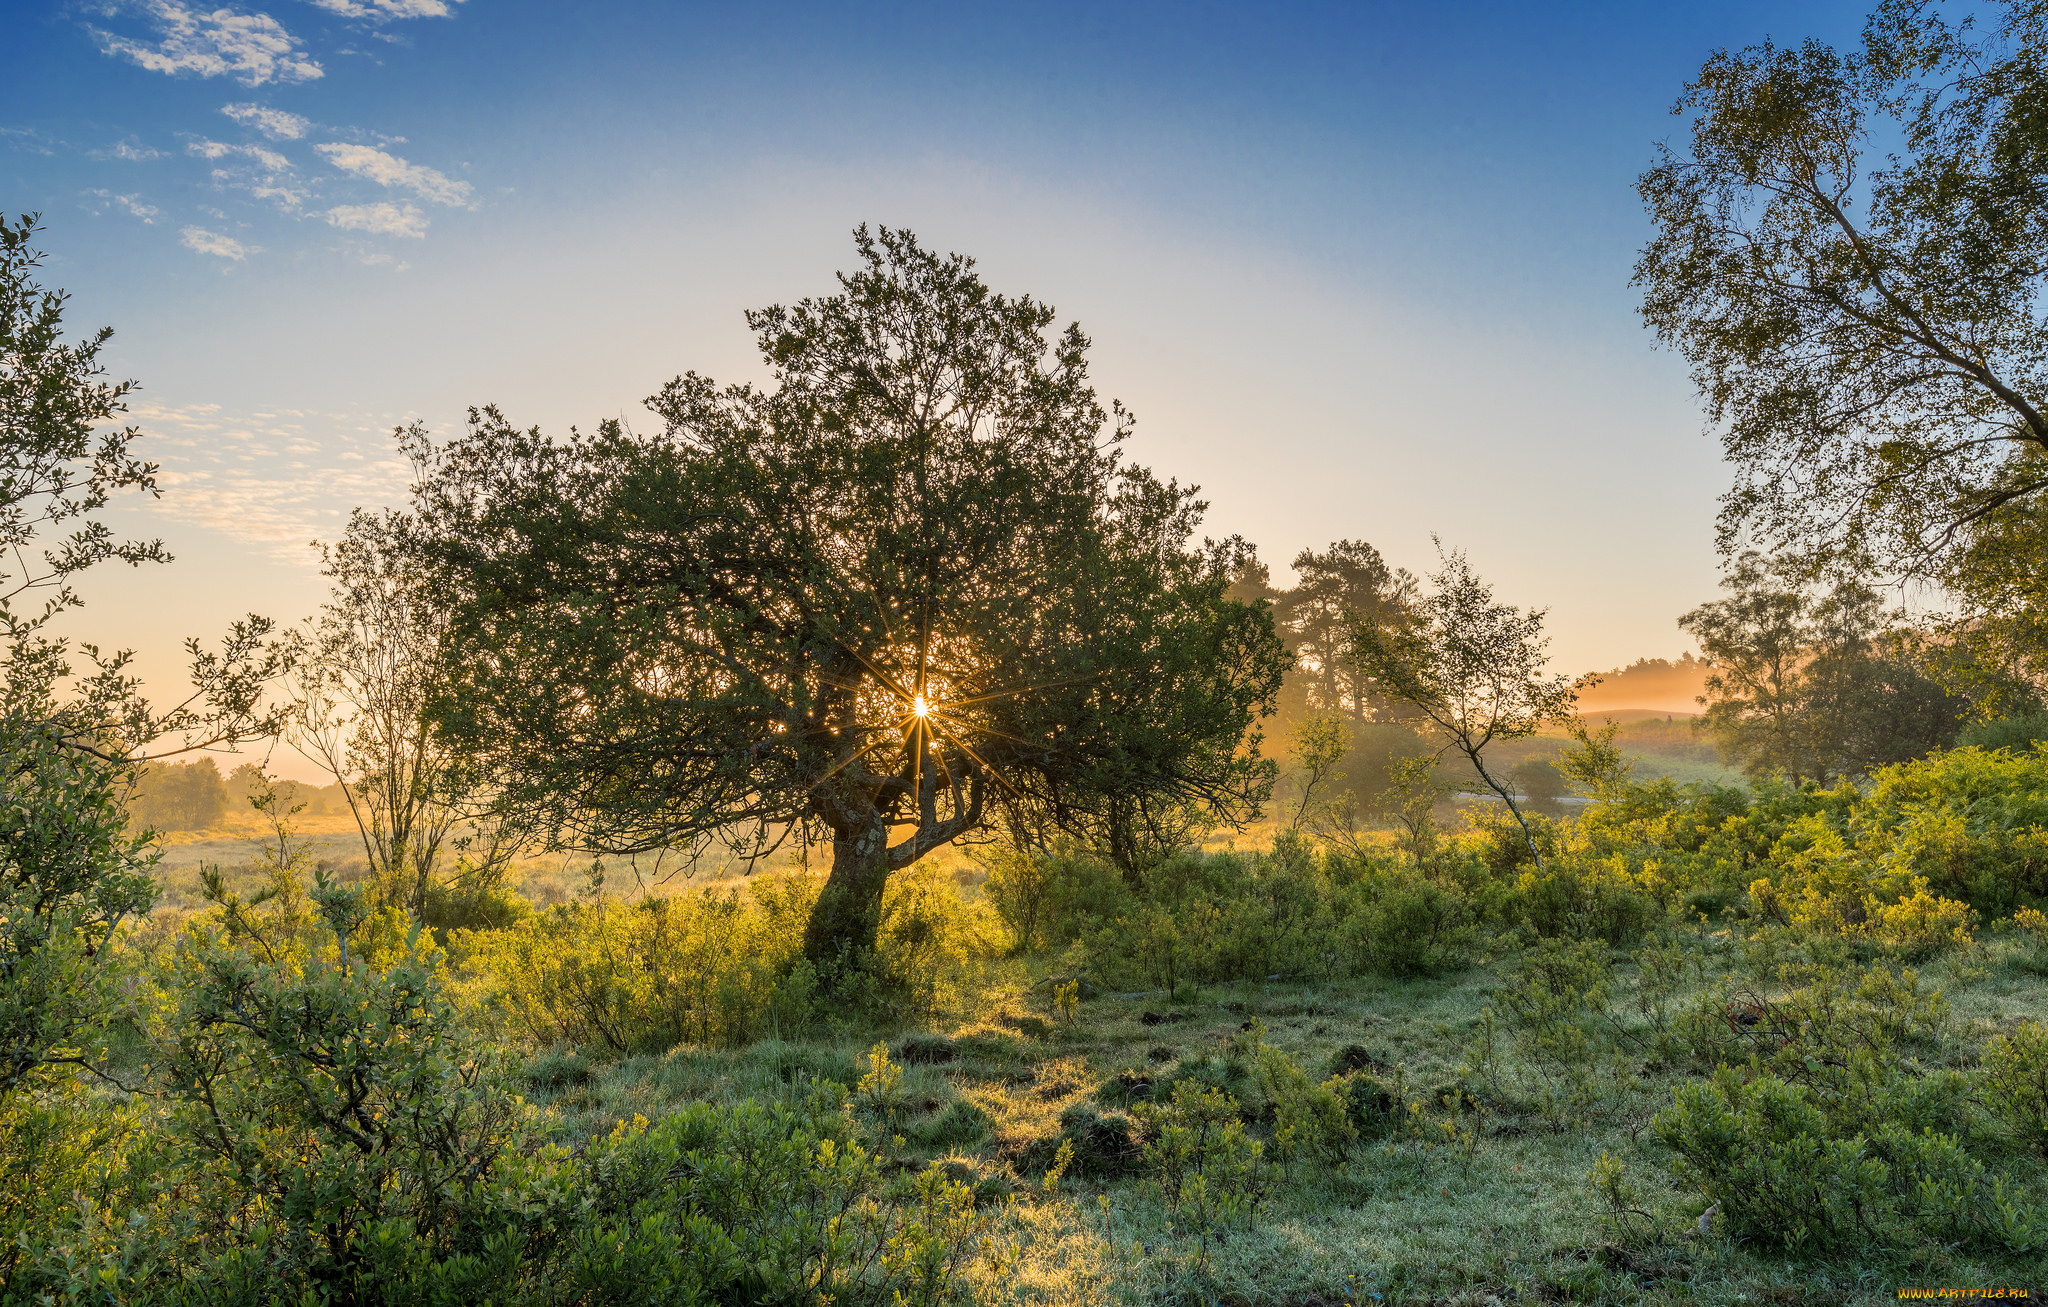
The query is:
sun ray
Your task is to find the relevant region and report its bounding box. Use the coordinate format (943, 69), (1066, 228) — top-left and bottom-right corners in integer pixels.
(863, 580), (899, 646)
(839, 642), (917, 705)
(804, 735), (897, 791)
(932, 720), (1031, 803)
(937, 672), (1103, 709)
(929, 715), (1035, 747)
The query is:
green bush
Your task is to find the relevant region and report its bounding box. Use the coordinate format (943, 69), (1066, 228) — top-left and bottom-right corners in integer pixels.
(147, 904), (527, 1296)
(1331, 1069), (1403, 1140)
(1957, 713), (2048, 753)
(1494, 937), (1616, 1123)
(1658, 1068), (1904, 1251)
(553, 1098), (991, 1305)
(1237, 1021), (1354, 1167)
(873, 864), (1004, 1024)
(1131, 1081), (1270, 1245)
(1851, 747), (2048, 917)
(461, 876), (815, 1055)
(1986, 1020), (2048, 1157)
(1656, 1068), (2038, 1253)
(1343, 869), (1472, 977)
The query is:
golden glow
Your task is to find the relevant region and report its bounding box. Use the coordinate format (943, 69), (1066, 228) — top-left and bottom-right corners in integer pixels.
(912, 694), (929, 717)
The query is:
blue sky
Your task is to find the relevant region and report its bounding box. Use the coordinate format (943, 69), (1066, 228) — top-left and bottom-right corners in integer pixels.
(4, 0), (1871, 756)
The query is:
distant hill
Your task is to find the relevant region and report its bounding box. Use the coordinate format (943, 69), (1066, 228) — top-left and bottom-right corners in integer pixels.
(1576, 654), (1710, 717)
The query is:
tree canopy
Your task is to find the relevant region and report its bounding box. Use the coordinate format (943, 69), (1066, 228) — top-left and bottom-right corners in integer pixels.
(1347, 546), (1579, 865)
(1636, 0), (2048, 584)
(1, 215), (288, 1101)
(1680, 552), (1969, 783)
(410, 227), (1288, 965)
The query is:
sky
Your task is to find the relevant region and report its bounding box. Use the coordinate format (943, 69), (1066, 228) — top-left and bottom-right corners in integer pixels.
(3, 0), (1872, 776)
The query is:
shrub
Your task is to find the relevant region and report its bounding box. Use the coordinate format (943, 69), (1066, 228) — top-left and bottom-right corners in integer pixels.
(1497, 856), (1660, 945)
(856, 1042), (909, 1128)
(979, 845), (1062, 952)
(2007, 906), (2048, 974)
(1853, 747), (2048, 917)
(1495, 937), (1615, 1123)
(1655, 1067), (2037, 1253)
(462, 877), (813, 1055)
(1867, 881), (1976, 958)
(0, 1080), (150, 1294)
(875, 864), (1004, 1023)
(1131, 1081), (1269, 1246)
(1346, 870), (1471, 977)
(148, 904), (527, 1296)
(1656, 1068), (1899, 1251)
(1986, 1020), (2048, 1157)
(1332, 1070), (1403, 1140)
(1239, 1022), (1354, 1167)
(553, 1098), (991, 1305)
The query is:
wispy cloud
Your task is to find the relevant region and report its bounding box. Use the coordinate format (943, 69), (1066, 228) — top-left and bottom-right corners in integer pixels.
(92, 1), (323, 87)
(314, 142), (469, 205)
(186, 136), (307, 210)
(86, 189), (162, 223)
(221, 102), (310, 139)
(90, 137), (168, 161)
(302, 0), (464, 20)
(180, 226), (254, 260)
(188, 137), (292, 171)
(132, 399), (418, 560)
(324, 201), (426, 237)
(1, 126), (59, 155)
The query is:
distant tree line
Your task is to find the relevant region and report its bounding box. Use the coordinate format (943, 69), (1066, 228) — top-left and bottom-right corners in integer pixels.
(122, 758), (351, 833)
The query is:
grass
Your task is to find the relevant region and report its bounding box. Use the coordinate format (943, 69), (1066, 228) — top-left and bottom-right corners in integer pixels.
(503, 928), (2048, 1306)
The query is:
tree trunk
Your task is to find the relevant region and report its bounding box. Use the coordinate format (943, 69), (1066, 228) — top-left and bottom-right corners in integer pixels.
(802, 818), (893, 968)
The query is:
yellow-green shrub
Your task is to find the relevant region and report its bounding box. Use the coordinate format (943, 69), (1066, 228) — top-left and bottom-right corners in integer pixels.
(1853, 747), (2048, 917)
(875, 864), (1004, 1024)
(1987, 1020), (2048, 1157)
(463, 876), (815, 1054)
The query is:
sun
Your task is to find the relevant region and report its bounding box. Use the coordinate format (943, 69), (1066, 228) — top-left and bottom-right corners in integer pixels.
(912, 694), (929, 718)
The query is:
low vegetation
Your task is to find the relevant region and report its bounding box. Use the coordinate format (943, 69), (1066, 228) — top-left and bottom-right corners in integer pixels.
(8, 737), (2048, 1304)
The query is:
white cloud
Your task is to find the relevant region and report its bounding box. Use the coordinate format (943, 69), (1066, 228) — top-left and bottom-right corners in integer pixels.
(180, 226), (253, 260)
(314, 142), (470, 205)
(129, 399), (417, 560)
(324, 201), (426, 238)
(247, 180), (311, 209)
(86, 189), (162, 223)
(102, 138), (166, 160)
(221, 102), (309, 139)
(302, 0), (462, 20)
(187, 137), (291, 171)
(93, 2), (322, 87)
(1, 126), (57, 155)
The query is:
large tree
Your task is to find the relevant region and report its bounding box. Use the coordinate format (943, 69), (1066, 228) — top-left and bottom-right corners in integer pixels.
(410, 227), (1287, 965)
(1274, 539), (1415, 731)
(1637, 0), (2048, 582)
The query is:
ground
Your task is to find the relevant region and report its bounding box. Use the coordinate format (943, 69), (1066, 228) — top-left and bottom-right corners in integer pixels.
(506, 930), (2048, 1306)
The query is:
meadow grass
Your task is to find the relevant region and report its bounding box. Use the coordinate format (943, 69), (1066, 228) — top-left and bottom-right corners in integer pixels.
(505, 928), (2048, 1306)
